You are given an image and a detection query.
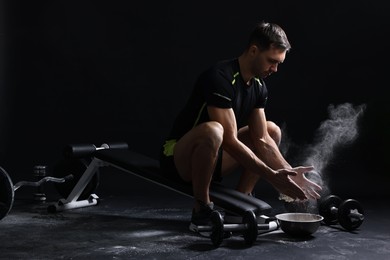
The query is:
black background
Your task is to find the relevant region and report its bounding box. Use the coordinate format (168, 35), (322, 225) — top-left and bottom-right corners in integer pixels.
(1, 0), (389, 199)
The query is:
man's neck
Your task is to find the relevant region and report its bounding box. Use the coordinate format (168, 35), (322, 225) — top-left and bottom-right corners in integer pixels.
(237, 54), (254, 86)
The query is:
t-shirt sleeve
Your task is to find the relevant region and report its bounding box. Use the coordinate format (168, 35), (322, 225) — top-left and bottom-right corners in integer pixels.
(200, 69), (234, 108)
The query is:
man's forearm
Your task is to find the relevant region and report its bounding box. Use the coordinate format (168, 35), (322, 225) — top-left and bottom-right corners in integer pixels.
(223, 137), (275, 179)
(253, 135), (291, 170)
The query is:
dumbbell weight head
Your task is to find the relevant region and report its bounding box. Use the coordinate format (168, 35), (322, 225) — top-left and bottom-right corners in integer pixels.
(210, 211), (224, 247)
(0, 167), (14, 221)
(242, 210), (258, 245)
(319, 195), (342, 225)
(338, 199), (364, 231)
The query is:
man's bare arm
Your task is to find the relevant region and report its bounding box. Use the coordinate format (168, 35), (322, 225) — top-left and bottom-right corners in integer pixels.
(248, 108), (322, 199)
(248, 108), (291, 170)
(207, 106), (306, 200)
(208, 106), (275, 178)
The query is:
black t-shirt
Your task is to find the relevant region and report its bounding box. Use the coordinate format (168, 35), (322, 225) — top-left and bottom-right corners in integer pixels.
(167, 58), (268, 140)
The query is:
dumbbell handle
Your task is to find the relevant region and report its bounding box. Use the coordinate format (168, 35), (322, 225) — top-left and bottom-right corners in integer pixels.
(330, 206), (364, 221)
(349, 211), (364, 221)
(196, 221), (278, 232)
(330, 206), (338, 214)
(197, 223), (245, 232)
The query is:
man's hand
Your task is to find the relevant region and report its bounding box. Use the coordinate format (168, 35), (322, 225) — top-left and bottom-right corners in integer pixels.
(289, 166), (323, 200)
(268, 168), (307, 200)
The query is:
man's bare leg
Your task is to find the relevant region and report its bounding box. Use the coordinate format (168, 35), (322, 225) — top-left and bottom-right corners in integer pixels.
(173, 121), (224, 212)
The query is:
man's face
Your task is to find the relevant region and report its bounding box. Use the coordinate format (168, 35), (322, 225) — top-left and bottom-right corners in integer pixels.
(251, 45), (286, 78)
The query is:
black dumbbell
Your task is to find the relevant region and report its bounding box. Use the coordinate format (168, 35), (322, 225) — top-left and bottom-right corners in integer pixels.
(319, 195), (365, 231)
(193, 210), (279, 247)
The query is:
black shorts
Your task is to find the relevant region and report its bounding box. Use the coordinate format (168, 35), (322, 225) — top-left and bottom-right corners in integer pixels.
(159, 144), (223, 184)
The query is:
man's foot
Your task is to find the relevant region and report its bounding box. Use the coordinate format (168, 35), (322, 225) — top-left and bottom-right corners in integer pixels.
(188, 201), (232, 238)
(189, 201), (216, 232)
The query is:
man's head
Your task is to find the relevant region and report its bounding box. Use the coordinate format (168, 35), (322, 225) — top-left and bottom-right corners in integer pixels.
(244, 21), (291, 79)
(246, 21), (291, 52)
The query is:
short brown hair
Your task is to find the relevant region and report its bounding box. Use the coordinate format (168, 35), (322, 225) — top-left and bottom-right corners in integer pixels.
(247, 21), (291, 51)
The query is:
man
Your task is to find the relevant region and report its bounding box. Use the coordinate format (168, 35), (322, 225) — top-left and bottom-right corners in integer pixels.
(160, 21), (322, 229)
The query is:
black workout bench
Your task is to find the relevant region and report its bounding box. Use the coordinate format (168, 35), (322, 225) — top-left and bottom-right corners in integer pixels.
(48, 142), (279, 246)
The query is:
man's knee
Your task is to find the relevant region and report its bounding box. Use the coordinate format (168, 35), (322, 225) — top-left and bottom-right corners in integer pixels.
(267, 121), (281, 145)
(198, 121), (224, 148)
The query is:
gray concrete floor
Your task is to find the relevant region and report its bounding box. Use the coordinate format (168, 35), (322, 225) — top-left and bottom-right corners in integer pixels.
(1, 173), (389, 260)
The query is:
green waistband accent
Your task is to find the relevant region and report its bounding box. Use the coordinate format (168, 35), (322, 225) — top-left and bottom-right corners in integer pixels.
(163, 139), (177, 156)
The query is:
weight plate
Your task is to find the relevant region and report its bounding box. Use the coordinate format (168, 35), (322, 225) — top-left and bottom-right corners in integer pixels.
(0, 166), (14, 221)
(338, 199), (364, 231)
(319, 195), (342, 225)
(210, 211), (224, 247)
(52, 158), (99, 200)
(243, 210), (258, 245)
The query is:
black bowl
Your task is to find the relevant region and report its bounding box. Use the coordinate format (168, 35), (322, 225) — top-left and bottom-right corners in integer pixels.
(276, 213), (323, 237)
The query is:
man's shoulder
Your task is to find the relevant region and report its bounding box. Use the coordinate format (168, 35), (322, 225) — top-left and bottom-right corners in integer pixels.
(201, 58), (238, 79)
(211, 58), (237, 71)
